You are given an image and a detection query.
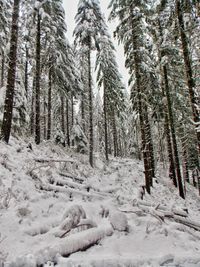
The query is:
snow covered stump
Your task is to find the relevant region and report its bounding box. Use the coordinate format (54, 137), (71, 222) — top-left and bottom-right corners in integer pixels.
(109, 212), (128, 232)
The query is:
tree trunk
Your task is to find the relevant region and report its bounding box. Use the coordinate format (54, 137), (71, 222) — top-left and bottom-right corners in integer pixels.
(1, 51), (5, 88)
(107, 118), (112, 155)
(164, 111), (177, 187)
(30, 77), (35, 135)
(35, 11), (41, 145)
(112, 108), (118, 157)
(182, 140), (189, 184)
(47, 66), (52, 140)
(103, 81), (109, 161)
(144, 110), (155, 183)
(61, 95), (65, 134)
(81, 91), (85, 133)
(71, 94), (74, 128)
(24, 46), (28, 98)
(163, 64), (185, 199)
(43, 93), (47, 140)
(176, 0), (200, 155)
(87, 36), (94, 167)
(66, 98), (70, 147)
(1, 0), (20, 143)
(71, 94), (75, 146)
(158, 19), (177, 187)
(130, 5), (151, 194)
(136, 122), (142, 160)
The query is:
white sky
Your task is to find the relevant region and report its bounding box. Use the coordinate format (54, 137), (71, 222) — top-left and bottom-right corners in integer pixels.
(62, 0), (129, 88)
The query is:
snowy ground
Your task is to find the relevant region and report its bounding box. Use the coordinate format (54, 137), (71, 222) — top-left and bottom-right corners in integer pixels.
(0, 137), (200, 267)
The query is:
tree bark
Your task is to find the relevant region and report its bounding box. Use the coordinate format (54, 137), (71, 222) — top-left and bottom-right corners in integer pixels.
(1, 51), (5, 88)
(112, 107), (118, 157)
(164, 110), (177, 187)
(87, 36), (94, 167)
(61, 95), (65, 134)
(182, 140), (189, 184)
(71, 94), (74, 146)
(24, 46), (28, 98)
(144, 110), (155, 183)
(1, 0), (20, 143)
(176, 0), (200, 155)
(43, 93), (47, 140)
(30, 77), (35, 135)
(81, 91), (85, 133)
(47, 66), (52, 140)
(66, 98), (70, 147)
(35, 11), (41, 145)
(104, 81), (109, 161)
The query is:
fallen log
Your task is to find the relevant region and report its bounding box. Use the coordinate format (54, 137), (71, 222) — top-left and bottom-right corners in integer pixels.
(59, 172), (85, 183)
(60, 219), (97, 238)
(34, 158), (74, 164)
(7, 225), (113, 267)
(132, 199), (188, 218)
(40, 183), (105, 200)
(121, 205), (200, 232)
(35, 225), (113, 266)
(173, 215), (200, 232)
(53, 178), (87, 191)
(56, 176), (111, 198)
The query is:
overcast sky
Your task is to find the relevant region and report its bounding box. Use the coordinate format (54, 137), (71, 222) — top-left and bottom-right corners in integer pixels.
(62, 0), (129, 88)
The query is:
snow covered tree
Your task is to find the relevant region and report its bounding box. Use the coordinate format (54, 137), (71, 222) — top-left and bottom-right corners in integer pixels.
(1, 0), (20, 143)
(71, 120), (88, 154)
(74, 0), (107, 167)
(96, 34), (126, 160)
(0, 0), (11, 88)
(109, 0), (156, 194)
(35, 7), (41, 144)
(175, 0), (200, 155)
(151, 0), (199, 198)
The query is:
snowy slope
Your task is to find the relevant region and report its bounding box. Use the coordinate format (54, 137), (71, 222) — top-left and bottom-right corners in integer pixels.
(0, 137), (200, 267)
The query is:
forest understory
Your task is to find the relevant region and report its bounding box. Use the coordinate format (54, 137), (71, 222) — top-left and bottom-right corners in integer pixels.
(0, 138), (200, 267)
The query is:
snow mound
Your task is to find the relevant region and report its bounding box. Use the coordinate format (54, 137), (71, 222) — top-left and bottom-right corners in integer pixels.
(109, 211), (128, 231)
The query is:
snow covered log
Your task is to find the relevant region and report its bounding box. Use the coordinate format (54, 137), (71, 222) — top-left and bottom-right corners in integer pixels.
(52, 177), (87, 191)
(173, 216), (200, 232)
(59, 172), (85, 183)
(35, 225), (113, 266)
(121, 205), (200, 232)
(132, 199), (188, 217)
(39, 183), (105, 200)
(34, 158), (75, 164)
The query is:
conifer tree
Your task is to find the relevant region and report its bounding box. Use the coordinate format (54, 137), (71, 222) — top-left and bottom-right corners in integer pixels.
(1, 0), (20, 143)
(96, 35), (126, 160)
(74, 0), (107, 167)
(176, 0), (200, 154)
(109, 0), (156, 193)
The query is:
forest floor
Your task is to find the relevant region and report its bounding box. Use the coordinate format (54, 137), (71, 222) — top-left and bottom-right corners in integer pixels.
(0, 137), (200, 267)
